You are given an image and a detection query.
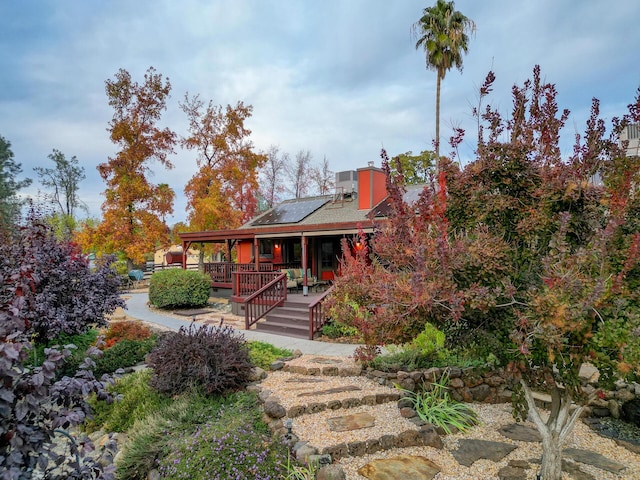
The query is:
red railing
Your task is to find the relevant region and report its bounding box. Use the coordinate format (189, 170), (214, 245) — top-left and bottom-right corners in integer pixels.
(204, 262), (273, 286)
(308, 285), (334, 340)
(244, 273), (288, 329)
(233, 271), (282, 297)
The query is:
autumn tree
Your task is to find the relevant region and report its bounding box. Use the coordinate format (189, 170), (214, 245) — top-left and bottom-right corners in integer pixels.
(34, 149), (86, 238)
(310, 155), (335, 195)
(330, 68), (640, 479)
(180, 94), (265, 263)
(286, 149), (313, 198)
(96, 67), (176, 268)
(259, 144), (288, 209)
(0, 134), (32, 231)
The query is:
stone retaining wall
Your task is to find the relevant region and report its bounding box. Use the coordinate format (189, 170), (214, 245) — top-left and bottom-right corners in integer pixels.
(282, 359), (640, 421)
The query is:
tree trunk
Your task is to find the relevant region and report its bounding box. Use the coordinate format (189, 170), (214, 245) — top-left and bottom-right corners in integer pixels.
(435, 73), (442, 167)
(540, 434), (563, 479)
(520, 380), (586, 480)
(198, 243), (205, 273)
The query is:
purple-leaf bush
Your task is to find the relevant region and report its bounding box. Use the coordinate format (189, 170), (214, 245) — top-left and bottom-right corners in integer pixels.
(147, 324), (253, 396)
(0, 212), (124, 479)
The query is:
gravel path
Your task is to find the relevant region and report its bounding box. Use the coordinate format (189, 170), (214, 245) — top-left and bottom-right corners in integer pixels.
(260, 356), (640, 480)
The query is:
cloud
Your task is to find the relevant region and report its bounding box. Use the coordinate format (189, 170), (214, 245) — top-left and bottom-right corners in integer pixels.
(1, 0), (639, 225)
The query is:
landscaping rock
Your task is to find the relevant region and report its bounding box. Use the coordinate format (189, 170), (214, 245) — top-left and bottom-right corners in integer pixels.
(270, 360), (284, 370)
(498, 423), (541, 442)
(295, 443), (318, 464)
(470, 384), (491, 402)
(452, 439), (517, 467)
(564, 448), (626, 474)
(497, 465), (527, 480)
(249, 366), (267, 381)
(327, 412), (375, 432)
(357, 455), (441, 480)
(418, 426), (443, 449)
(263, 400), (286, 419)
(308, 453), (332, 468)
(621, 398), (640, 428)
(317, 464), (346, 480)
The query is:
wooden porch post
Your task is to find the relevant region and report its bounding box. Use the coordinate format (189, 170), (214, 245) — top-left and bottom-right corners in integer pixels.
(301, 235), (308, 296)
(181, 240), (192, 270)
(254, 238), (259, 270)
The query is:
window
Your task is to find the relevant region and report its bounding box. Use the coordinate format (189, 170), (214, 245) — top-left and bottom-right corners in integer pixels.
(627, 124), (639, 140)
(259, 239), (273, 258)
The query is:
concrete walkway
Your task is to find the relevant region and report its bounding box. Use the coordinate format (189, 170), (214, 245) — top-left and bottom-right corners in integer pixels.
(122, 292), (359, 357)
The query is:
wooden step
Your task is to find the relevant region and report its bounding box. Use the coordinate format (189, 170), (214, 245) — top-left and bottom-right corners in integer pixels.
(255, 319), (310, 339)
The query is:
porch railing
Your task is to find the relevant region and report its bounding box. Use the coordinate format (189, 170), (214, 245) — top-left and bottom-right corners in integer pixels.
(308, 285), (334, 340)
(233, 271), (282, 297)
(204, 262), (274, 285)
(244, 272), (288, 329)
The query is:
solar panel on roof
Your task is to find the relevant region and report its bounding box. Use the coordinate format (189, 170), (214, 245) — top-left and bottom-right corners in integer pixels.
(252, 198), (329, 225)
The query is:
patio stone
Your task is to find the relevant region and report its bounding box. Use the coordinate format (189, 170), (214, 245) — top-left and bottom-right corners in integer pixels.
(357, 455), (440, 480)
(327, 412), (375, 432)
(298, 385), (362, 397)
(452, 439), (517, 466)
(498, 423), (542, 442)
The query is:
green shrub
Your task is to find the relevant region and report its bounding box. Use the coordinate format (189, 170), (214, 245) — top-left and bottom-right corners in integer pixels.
(321, 320), (360, 339)
(93, 336), (157, 376)
(146, 324), (253, 396)
(410, 322), (445, 355)
(396, 370), (478, 434)
(87, 369), (170, 433)
(248, 341), (293, 369)
(148, 268), (211, 309)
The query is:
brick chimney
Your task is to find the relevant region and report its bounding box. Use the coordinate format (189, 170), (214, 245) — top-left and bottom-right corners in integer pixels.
(357, 162), (387, 210)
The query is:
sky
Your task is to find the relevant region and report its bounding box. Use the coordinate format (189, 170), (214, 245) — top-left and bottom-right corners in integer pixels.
(1, 0), (639, 225)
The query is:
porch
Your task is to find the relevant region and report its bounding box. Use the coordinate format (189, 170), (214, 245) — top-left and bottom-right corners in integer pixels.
(208, 270), (333, 340)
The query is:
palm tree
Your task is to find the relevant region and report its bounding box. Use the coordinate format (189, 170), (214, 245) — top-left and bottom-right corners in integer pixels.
(413, 0), (475, 166)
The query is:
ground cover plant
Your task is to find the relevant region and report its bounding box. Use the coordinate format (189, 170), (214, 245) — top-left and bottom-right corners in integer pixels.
(86, 369), (171, 434)
(155, 391), (288, 479)
(113, 388), (288, 480)
(328, 68), (640, 479)
(247, 341), (293, 369)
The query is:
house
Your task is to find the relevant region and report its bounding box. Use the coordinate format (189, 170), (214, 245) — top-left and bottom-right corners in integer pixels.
(153, 244), (201, 267)
(178, 162), (425, 337)
(621, 123), (640, 157)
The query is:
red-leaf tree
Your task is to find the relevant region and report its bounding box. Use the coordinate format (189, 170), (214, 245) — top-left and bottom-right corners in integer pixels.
(180, 94), (265, 261)
(330, 67), (640, 479)
(96, 67), (176, 268)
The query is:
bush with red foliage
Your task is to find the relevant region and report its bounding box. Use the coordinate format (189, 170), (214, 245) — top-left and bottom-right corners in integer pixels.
(103, 321), (152, 349)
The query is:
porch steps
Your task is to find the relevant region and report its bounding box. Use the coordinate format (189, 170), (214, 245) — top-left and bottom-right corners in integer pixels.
(255, 298), (312, 339)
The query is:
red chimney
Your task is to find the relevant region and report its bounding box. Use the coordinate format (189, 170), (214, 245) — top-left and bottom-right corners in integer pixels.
(357, 162), (387, 210)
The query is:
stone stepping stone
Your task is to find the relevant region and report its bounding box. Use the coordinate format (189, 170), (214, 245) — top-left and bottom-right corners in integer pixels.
(309, 357), (343, 364)
(327, 412), (375, 432)
(358, 455), (441, 480)
(285, 378), (325, 383)
(298, 385), (361, 397)
(452, 439), (517, 467)
(498, 423), (541, 442)
(564, 448), (626, 474)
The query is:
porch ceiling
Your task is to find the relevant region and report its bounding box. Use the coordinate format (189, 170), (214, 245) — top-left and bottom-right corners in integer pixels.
(178, 220), (374, 243)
